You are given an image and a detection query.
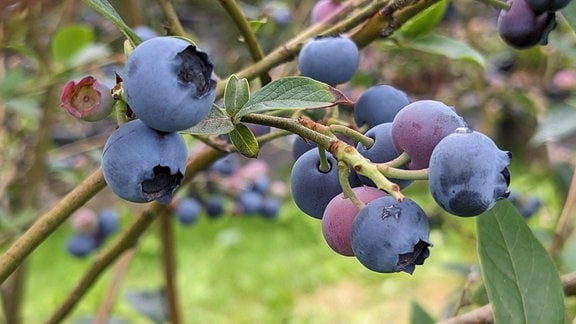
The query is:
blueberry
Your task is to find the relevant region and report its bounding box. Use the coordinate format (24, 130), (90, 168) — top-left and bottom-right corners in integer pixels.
(391, 100), (467, 170)
(123, 36), (217, 132)
(350, 196), (432, 274)
(97, 208), (119, 237)
(251, 174), (271, 194)
(133, 25), (158, 41)
(525, 0), (572, 11)
(428, 128), (511, 217)
(205, 196), (225, 219)
(298, 35), (360, 86)
(261, 197), (282, 219)
(354, 85), (410, 129)
(292, 136), (318, 161)
(322, 187), (388, 256)
(175, 197), (202, 225)
(290, 149), (342, 219)
(497, 0), (557, 49)
(209, 154), (240, 176)
(66, 233), (97, 258)
(356, 122), (412, 189)
(101, 119), (188, 204)
(238, 190), (265, 215)
(245, 122), (271, 137)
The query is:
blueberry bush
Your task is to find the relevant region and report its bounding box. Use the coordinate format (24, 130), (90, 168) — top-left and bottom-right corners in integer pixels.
(2, 0), (576, 322)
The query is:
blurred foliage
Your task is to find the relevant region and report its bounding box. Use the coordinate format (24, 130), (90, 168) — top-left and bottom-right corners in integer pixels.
(1, 0), (575, 323)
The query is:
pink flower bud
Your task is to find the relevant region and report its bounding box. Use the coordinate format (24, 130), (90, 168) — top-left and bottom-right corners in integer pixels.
(61, 76), (113, 122)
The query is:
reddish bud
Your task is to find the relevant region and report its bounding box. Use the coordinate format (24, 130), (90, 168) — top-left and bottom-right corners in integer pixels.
(61, 76), (113, 122)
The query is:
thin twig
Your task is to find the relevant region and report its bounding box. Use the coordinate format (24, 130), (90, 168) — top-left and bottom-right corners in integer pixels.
(218, 0), (272, 86)
(159, 210), (181, 324)
(156, 0), (187, 37)
(46, 208), (160, 324)
(0, 168), (107, 284)
(94, 248), (137, 324)
(549, 168), (576, 257)
(45, 147), (225, 323)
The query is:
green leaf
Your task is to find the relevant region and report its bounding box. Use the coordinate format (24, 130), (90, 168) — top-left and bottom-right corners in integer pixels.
(409, 302), (436, 324)
(186, 105), (234, 135)
(561, 1), (576, 34)
(397, 0), (447, 39)
(249, 18), (268, 33)
(51, 25), (95, 63)
(477, 200), (565, 324)
(82, 0), (141, 46)
(224, 75), (250, 117)
(229, 123), (259, 158)
(407, 34), (486, 68)
(531, 101), (576, 144)
(235, 76), (352, 120)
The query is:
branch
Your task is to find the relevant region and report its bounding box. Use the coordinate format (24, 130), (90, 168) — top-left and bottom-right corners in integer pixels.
(0, 168), (107, 284)
(45, 147), (224, 323)
(156, 0), (187, 37)
(159, 209), (181, 324)
(549, 167), (576, 257)
(218, 0), (272, 86)
(94, 248), (136, 323)
(439, 272), (576, 324)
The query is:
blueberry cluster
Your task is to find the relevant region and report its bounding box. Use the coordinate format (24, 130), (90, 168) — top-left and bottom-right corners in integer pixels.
(66, 207), (119, 258)
(497, 0), (570, 49)
(172, 156), (285, 225)
(290, 84), (511, 274)
(102, 36), (217, 204)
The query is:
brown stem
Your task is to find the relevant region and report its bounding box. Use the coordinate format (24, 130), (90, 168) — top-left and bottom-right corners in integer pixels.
(549, 168), (576, 257)
(94, 248), (137, 324)
(46, 208), (160, 324)
(218, 0), (272, 86)
(0, 168), (107, 284)
(159, 209), (181, 324)
(156, 0), (187, 37)
(44, 147), (224, 323)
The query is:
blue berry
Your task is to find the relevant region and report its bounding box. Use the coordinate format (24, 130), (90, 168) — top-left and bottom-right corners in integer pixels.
(497, 0), (556, 49)
(290, 149), (342, 219)
(351, 196), (432, 274)
(356, 122), (411, 189)
(322, 187), (387, 256)
(261, 197), (282, 219)
(66, 233), (97, 258)
(133, 25), (158, 41)
(354, 85), (410, 129)
(428, 128), (511, 217)
(251, 175), (271, 194)
(97, 208), (119, 237)
(205, 196), (225, 218)
(298, 35), (360, 86)
(525, 0), (571, 12)
(101, 119), (188, 204)
(238, 190), (264, 215)
(123, 37), (217, 132)
(292, 136), (318, 161)
(175, 197), (202, 225)
(209, 154), (240, 176)
(391, 100), (467, 170)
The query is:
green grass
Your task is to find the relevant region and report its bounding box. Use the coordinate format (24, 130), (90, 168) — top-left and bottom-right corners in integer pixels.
(20, 197), (471, 324)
